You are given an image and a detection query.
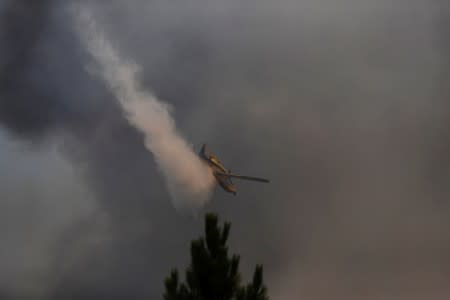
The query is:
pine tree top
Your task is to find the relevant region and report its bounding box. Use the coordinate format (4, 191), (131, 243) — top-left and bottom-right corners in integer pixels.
(163, 213), (268, 300)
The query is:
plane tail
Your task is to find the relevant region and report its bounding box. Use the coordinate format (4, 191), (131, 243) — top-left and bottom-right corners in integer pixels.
(199, 144), (208, 158)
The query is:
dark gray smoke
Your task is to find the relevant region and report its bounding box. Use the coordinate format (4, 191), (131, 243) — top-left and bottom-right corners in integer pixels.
(0, 0), (449, 299)
(0, 0), (58, 137)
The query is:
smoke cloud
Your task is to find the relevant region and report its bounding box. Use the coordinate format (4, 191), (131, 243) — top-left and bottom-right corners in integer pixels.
(74, 7), (215, 211)
(0, 0), (449, 299)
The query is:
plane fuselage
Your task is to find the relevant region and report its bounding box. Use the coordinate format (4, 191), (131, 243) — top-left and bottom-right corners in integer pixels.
(199, 145), (237, 195)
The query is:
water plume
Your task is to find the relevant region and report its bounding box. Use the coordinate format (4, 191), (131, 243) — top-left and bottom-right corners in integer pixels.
(73, 7), (215, 211)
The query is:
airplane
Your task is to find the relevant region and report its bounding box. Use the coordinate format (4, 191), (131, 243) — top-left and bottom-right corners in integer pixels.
(199, 144), (269, 195)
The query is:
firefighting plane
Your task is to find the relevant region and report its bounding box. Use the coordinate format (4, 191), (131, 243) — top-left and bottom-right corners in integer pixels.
(199, 144), (269, 195)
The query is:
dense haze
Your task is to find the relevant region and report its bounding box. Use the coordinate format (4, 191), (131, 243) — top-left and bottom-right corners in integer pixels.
(1, 0), (449, 299)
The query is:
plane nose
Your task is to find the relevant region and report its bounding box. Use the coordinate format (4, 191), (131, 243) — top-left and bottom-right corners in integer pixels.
(229, 186), (237, 195)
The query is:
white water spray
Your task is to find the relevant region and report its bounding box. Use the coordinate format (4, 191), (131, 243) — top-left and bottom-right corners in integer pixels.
(74, 7), (215, 211)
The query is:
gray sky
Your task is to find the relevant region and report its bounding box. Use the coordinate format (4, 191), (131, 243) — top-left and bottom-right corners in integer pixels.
(0, 0), (449, 299)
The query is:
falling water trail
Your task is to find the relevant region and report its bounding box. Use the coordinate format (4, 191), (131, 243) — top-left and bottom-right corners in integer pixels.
(73, 7), (215, 211)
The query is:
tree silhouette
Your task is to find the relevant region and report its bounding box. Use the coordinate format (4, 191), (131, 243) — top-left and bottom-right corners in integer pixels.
(163, 213), (268, 300)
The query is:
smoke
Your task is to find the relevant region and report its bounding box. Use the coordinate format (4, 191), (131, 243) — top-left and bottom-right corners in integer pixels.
(0, 0), (449, 299)
(74, 7), (215, 211)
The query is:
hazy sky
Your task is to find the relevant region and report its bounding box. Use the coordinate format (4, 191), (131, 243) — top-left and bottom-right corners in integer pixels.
(0, 0), (449, 299)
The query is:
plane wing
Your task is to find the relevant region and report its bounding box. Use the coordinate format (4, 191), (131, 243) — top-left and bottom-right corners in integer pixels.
(216, 172), (270, 183)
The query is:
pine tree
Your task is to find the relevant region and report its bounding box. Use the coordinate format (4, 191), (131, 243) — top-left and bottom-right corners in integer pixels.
(236, 266), (268, 300)
(163, 214), (268, 300)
